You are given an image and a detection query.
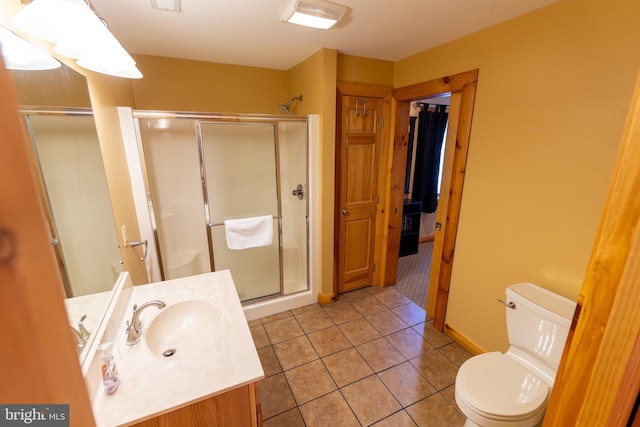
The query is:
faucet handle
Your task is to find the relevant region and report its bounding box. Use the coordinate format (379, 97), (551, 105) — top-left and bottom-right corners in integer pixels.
(78, 314), (91, 340)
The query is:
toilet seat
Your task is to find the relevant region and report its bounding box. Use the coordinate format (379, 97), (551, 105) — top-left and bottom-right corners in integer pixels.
(456, 352), (549, 423)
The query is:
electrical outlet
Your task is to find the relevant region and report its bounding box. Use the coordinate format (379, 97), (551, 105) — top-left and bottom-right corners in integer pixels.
(121, 225), (128, 246)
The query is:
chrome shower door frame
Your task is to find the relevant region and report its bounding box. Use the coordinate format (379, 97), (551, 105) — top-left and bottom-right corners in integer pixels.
(133, 110), (309, 304)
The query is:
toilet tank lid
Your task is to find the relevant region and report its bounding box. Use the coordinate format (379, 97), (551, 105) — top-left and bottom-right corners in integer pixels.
(507, 283), (576, 323)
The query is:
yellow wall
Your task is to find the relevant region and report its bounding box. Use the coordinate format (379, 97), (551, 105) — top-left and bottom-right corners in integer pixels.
(130, 55), (288, 113)
(394, 0), (640, 351)
(84, 72), (149, 284)
(337, 54), (394, 86)
(287, 49), (338, 297)
(9, 67), (92, 108)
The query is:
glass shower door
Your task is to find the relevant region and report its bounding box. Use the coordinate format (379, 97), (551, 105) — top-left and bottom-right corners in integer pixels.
(201, 122), (281, 302)
(138, 117), (211, 280)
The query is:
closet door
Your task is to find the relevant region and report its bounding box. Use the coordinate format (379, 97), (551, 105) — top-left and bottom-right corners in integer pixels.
(337, 96), (382, 293)
(200, 122), (281, 302)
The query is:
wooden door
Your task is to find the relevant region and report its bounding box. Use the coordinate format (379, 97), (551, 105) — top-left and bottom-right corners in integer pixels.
(337, 96), (382, 293)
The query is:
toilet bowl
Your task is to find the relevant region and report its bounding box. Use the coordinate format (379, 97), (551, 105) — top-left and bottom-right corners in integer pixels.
(455, 283), (576, 427)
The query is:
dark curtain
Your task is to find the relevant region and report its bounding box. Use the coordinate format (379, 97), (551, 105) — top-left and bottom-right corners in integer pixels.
(412, 104), (448, 213)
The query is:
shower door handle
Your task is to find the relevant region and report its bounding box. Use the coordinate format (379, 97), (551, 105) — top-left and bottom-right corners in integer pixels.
(292, 184), (304, 200)
(342, 209), (349, 216)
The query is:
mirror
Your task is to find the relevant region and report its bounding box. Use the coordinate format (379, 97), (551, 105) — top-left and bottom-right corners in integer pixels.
(10, 63), (122, 364)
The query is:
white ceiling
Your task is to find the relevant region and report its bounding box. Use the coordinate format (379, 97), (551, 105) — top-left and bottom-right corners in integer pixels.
(91, 0), (559, 71)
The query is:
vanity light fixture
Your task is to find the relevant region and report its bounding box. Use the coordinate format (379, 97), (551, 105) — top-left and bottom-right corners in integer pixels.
(282, 0), (349, 30)
(10, 0), (142, 79)
(0, 26), (60, 70)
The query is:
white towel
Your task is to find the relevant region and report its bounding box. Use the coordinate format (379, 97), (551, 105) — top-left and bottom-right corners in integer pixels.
(224, 215), (274, 250)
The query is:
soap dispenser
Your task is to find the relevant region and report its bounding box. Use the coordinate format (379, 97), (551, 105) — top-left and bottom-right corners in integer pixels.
(98, 341), (120, 394)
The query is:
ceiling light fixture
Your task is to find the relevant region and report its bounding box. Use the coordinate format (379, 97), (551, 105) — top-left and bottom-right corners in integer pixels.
(10, 0), (142, 79)
(150, 0), (182, 13)
(283, 0), (348, 30)
(0, 26), (61, 71)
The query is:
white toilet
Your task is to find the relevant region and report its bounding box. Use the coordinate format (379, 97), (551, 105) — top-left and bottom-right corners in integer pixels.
(455, 282), (576, 427)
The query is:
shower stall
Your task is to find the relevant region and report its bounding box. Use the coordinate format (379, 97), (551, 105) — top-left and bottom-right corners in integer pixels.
(129, 111), (309, 305)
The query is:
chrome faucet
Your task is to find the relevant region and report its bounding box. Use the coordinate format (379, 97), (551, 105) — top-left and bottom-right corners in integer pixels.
(71, 326), (87, 352)
(71, 314), (91, 354)
(126, 300), (166, 346)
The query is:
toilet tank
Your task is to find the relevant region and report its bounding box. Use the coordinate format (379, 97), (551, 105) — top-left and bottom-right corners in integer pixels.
(505, 283), (576, 376)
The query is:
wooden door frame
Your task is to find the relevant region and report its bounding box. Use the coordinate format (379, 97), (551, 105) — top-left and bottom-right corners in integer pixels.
(543, 71), (640, 426)
(385, 70), (478, 330)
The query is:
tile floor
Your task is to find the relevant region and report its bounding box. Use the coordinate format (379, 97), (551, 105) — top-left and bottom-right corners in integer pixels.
(249, 286), (472, 426)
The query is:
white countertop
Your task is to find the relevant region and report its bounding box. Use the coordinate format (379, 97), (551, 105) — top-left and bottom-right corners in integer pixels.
(90, 270), (264, 427)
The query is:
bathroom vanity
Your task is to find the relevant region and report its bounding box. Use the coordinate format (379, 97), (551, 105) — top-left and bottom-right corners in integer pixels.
(82, 270), (264, 427)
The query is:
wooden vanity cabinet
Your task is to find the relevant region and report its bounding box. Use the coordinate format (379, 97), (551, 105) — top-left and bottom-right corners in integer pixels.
(132, 382), (262, 427)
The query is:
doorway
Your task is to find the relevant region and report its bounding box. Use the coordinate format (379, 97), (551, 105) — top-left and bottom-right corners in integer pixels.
(395, 97), (451, 307)
(386, 70), (478, 330)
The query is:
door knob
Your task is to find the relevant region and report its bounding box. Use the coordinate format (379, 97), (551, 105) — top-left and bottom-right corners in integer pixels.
(342, 209), (349, 216)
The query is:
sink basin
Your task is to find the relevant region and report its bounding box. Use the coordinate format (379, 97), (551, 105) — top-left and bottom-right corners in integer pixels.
(145, 300), (220, 357)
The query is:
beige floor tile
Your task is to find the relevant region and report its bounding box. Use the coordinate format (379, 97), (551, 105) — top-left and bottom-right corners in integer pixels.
(322, 348), (373, 387)
(273, 335), (318, 370)
(263, 316), (304, 344)
(250, 324), (271, 349)
(257, 346), (282, 377)
(356, 337), (406, 372)
(412, 320), (454, 348)
(386, 328), (435, 359)
(441, 384), (461, 412)
(323, 301), (362, 324)
(374, 289), (413, 308)
(372, 410), (418, 427)
(365, 285), (387, 294)
(261, 310), (293, 324)
(438, 342), (473, 367)
(295, 308), (335, 334)
(247, 318), (262, 328)
(260, 373), (296, 419)
(366, 310), (410, 336)
(378, 361), (437, 407)
(341, 288), (372, 301)
(339, 317), (382, 346)
(291, 303), (321, 316)
(263, 408), (305, 427)
(341, 375), (402, 426)
(285, 359), (337, 405)
(409, 350), (459, 390)
(307, 326), (352, 357)
(405, 393), (466, 426)
(350, 294), (388, 316)
(298, 390), (360, 427)
(392, 303), (430, 326)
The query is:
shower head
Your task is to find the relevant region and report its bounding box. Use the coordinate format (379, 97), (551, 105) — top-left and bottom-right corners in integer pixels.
(279, 95), (303, 114)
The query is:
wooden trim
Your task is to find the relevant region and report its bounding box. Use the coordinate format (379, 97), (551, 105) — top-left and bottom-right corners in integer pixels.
(443, 323), (485, 356)
(544, 71), (640, 426)
(384, 100), (411, 286)
(419, 235), (435, 243)
(389, 69), (478, 331)
(0, 60), (95, 425)
(372, 92), (394, 286)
